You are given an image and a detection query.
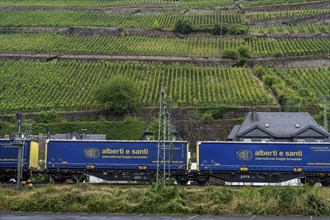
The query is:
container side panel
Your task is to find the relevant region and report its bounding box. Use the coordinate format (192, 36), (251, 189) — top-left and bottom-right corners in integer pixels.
(46, 141), (187, 171)
(0, 140), (31, 169)
(199, 142), (330, 172)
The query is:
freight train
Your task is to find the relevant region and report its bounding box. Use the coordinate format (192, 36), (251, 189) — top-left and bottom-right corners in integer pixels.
(0, 139), (39, 182)
(1, 139), (329, 186)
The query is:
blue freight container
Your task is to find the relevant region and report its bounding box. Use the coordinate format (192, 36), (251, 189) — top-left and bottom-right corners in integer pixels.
(198, 142), (330, 172)
(0, 139), (38, 170)
(46, 140), (188, 171)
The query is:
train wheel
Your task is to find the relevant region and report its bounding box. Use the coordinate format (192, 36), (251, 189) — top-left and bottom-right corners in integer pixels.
(177, 181), (188, 186)
(71, 174), (86, 183)
(175, 177), (188, 186)
(321, 181), (329, 187)
(300, 178), (307, 185)
(0, 175), (10, 182)
(197, 181), (207, 186)
(306, 177), (318, 186)
(196, 176), (209, 186)
(50, 175), (66, 183)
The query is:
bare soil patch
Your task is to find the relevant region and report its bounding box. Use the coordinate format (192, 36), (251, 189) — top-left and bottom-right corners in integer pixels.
(2, 27), (329, 40)
(1, 53), (329, 68)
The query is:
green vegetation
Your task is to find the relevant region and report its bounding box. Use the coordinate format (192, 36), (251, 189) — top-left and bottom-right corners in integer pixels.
(245, 8), (329, 24)
(0, 185), (329, 215)
(198, 106), (236, 120)
(0, 0), (328, 146)
(1, 8), (328, 29)
(0, 119), (146, 140)
(222, 49), (240, 60)
(0, 60), (275, 112)
(0, 0), (235, 9)
(0, 11), (243, 29)
(250, 24), (330, 35)
(1, 60), (327, 113)
(1, 33), (329, 58)
(94, 75), (139, 114)
(242, 0), (323, 7)
(255, 66), (330, 110)
(213, 23), (248, 35)
(249, 37), (329, 58)
(238, 45), (251, 59)
(174, 19), (194, 34)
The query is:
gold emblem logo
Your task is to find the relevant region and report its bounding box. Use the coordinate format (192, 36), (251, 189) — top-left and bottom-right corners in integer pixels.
(237, 150), (253, 161)
(84, 148), (100, 159)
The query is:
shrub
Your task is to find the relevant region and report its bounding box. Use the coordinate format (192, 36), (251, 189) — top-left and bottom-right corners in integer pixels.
(174, 19), (193, 34)
(68, 27), (75, 35)
(202, 113), (214, 123)
(222, 49), (240, 60)
(238, 45), (251, 58)
(253, 65), (266, 79)
(236, 57), (250, 67)
(213, 23), (248, 35)
(273, 51), (284, 58)
(230, 24), (248, 35)
(152, 20), (161, 30)
(264, 75), (279, 87)
(94, 75), (139, 114)
(213, 24), (227, 35)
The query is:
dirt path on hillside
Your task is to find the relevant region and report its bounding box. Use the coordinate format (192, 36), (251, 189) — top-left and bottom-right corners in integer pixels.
(2, 27), (329, 39)
(1, 53), (329, 68)
(0, 53), (236, 65)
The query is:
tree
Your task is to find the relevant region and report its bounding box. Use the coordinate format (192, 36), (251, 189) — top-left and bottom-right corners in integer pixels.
(222, 49), (240, 60)
(238, 45), (251, 58)
(174, 19), (193, 34)
(94, 76), (139, 114)
(253, 65), (266, 79)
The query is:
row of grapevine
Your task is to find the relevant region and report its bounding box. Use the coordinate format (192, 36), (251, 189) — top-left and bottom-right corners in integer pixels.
(272, 67), (330, 102)
(242, 0), (325, 7)
(0, 0), (235, 9)
(248, 38), (330, 57)
(2, 8), (328, 28)
(0, 11), (242, 28)
(1, 33), (329, 58)
(250, 24), (329, 35)
(245, 8), (329, 24)
(0, 60), (275, 112)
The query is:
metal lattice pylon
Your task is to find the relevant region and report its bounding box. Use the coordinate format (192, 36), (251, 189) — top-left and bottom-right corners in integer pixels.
(156, 88), (172, 186)
(324, 96), (328, 131)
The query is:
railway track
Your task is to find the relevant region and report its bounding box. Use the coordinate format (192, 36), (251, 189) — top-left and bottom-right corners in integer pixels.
(0, 181), (301, 189)
(0, 182), (155, 189)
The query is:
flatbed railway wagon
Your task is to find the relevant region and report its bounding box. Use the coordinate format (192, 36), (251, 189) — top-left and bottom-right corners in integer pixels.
(197, 142), (330, 186)
(0, 139), (39, 181)
(45, 139), (189, 183)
